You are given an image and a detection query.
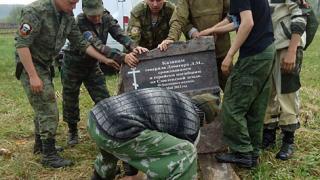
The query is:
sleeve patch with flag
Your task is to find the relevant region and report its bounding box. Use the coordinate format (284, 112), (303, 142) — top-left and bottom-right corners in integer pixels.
(19, 23), (32, 36)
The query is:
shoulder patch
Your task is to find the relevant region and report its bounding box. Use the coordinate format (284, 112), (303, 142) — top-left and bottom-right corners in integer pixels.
(19, 23), (32, 37)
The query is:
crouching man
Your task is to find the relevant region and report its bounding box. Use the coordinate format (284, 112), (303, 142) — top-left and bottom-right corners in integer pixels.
(87, 87), (219, 179)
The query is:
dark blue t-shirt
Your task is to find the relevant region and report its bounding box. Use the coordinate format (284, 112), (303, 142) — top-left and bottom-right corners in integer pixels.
(230, 0), (274, 58)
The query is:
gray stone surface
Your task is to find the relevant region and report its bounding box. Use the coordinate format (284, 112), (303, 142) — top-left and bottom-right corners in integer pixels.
(121, 37), (220, 96)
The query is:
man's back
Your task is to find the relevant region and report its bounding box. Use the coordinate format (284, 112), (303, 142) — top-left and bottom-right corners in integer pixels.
(90, 88), (200, 142)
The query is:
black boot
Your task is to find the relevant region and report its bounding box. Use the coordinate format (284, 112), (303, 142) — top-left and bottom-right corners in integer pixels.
(276, 131), (294, 160)
(67, 123), (79, 146)
(215, 152), (253, 168)
(123, 162), (138, 176)
(262, 128), (276, 149)
(33, 134), (64, 154)
(91, 169), (107, 180)
(33, 134), (42, 154)
(91, 170), (115, 180)
(41, 138), (73, 168)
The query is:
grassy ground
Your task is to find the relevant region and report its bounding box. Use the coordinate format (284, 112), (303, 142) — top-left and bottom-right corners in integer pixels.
(0, 31), (319, 179)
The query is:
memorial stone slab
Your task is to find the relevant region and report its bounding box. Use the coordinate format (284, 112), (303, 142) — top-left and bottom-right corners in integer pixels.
(120, 37), (220, 96)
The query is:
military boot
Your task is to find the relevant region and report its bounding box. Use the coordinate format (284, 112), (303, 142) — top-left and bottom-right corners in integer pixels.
(33, 134), (42, 154)
(123, 162), (138, 176)
(91, 170), (107, 180)
(33, 134), (64, 154)
(41, 138), (73, 168)
(67, 123), (79, 146)
(262, 128), (276, 149)
(215, 152), (253, 168)
(276, 131), (295, 160)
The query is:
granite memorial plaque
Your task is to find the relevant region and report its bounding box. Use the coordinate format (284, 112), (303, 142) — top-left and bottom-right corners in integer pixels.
(120, 37), (220, 96)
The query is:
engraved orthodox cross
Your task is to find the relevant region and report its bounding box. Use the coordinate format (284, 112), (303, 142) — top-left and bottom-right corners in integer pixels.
(127, 67), (141, 89)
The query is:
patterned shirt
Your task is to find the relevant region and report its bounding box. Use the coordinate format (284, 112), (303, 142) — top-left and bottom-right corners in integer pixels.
(90, 88), (200, 142)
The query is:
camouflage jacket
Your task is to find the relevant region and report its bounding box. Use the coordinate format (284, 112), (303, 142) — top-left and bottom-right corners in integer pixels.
(167, 0), (230, 58)
(127, 1), (175, 50)
(90, 88), (200, 142)
(15, 0), (89, 67)
(66, 10), (136, 63)
(269, 0), (307, 50)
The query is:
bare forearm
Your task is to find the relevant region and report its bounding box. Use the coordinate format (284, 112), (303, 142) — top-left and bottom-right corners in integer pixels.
(16, 47), (38, 78)
(287, 33), (301, 53)
(215, 23), (236, 34)
(200, 23), (234, 36)
(204, 19), (231, 35)
(227, 10), (253, 57)
(215, 18), (231, 29)
(85, 45), (120, 70)
(85, 45), (107, 62)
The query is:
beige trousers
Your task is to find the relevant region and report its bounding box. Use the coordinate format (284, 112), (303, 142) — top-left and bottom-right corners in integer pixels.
(264, 48), (300, 128)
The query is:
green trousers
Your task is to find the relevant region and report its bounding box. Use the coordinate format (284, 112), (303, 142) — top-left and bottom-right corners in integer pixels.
(61, 53), (110, 124)
(20, 64), (58, 140)
(222, 44), (275, 156)
(87, 117), (198, 180)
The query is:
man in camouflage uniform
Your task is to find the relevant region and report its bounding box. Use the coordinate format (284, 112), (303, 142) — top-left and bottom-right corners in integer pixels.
(87, 87), (219, 180)
(263, 0), (307, 160)
(62, 0), (147, 147)
(127, 0), (175, 50)
(158, 0), (231, 91)
(15, 0), (120, 168)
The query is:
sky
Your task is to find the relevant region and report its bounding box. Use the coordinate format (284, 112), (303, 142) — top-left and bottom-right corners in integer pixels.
(0, 0), (37, 4)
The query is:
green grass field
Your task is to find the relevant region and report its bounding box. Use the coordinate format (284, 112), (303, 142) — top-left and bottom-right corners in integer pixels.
(0, 31), (319, 179)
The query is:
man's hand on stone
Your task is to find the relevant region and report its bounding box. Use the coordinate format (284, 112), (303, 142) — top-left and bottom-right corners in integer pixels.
(125, 52), (139, 68)
(133, 46), (148, 54)
(158, 39), (174, 51)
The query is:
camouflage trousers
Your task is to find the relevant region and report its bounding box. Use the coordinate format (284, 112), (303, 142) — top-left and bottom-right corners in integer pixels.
(61, 54), (110, 124)
(87, 117), (198, 180)
(20, 64), (58, 140)
(222, 44), (275, 156)
(264, 48), (302, 132)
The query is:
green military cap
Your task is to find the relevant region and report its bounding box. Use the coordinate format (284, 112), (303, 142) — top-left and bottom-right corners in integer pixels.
(82, 0), (104, 16)
(192, 93), (221, 124)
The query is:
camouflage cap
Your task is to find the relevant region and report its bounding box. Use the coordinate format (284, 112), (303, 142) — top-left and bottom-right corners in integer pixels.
(191, 93), (221, 125)
(82, 0), (104, 16)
